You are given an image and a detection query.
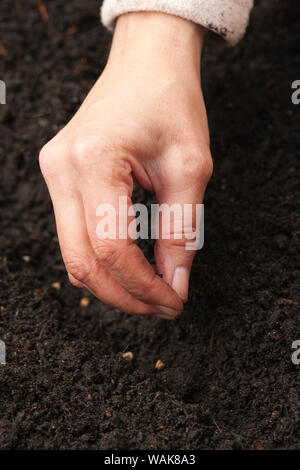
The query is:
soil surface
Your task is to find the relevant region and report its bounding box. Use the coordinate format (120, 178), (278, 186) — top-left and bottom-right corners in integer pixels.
(0, 0), (299, 450)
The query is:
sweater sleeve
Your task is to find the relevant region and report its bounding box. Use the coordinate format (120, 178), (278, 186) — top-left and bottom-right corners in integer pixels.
(101, 0), (254, 46)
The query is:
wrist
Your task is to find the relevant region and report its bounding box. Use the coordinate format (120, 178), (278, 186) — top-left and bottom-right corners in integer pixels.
(106, 12), (204, 79)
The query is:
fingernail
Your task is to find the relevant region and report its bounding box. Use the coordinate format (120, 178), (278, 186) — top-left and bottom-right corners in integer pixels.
(155, 305), (179, 319)
(172, 267), (190, 302)
(155, 313), (176, 321)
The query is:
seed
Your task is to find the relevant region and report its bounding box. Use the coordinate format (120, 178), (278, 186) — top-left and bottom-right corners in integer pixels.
(121, 351), (134, 362)
(155, 360), (165, 371)
(51, 282), (61, 290)
(80, 297), (90, 307)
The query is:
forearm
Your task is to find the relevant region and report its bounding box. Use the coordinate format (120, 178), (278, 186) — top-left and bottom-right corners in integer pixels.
(107, 12), (204, 79)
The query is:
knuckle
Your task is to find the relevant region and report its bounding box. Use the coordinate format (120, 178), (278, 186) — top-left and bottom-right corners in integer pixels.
(65, 255), (91, 284)
(71, 136), (100, 170)
(165, 144), (213, 184)
(185, 145), (213, 181)
(68, 273), (83, 289)
(201, 154), (214, 182)
(93, 241), (120, 269)
(70, 135), (133, 189)
(39, 142), (60, 179)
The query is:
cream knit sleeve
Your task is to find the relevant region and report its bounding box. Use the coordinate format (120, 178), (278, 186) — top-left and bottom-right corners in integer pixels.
(101, 0), (254, 46)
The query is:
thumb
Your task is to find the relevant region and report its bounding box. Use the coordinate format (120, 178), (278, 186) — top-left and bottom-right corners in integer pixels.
(154, 158), (211, 303)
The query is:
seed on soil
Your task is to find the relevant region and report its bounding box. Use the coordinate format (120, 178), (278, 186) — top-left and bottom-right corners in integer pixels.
(0, 43), (8, 59)
(80, 297), (90, 307)
(38, 3), (49, 22)
(271, 410), (279, 420)
(51, 282), (61, 290)
(34, 288), (43, 295)
(22, 255), (31, 263)
(155, 360), (165, 371)
(121, 351), (134, 362)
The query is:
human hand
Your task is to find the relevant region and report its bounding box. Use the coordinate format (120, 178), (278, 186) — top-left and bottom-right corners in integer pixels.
(39, 12), (213, 319)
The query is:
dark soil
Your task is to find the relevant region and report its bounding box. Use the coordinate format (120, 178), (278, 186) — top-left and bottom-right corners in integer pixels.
(0, 0), (299, 450)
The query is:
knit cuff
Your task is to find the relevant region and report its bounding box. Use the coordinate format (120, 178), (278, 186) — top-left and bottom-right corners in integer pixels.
(101, 0), (253, 46)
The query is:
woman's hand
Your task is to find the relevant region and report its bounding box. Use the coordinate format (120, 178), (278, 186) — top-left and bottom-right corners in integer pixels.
(39, 12), (213, 319)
